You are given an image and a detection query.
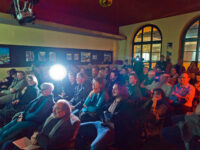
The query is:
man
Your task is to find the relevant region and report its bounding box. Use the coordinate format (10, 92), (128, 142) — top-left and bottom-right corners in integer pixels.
(30, 100), (80, 150)
(0, 71), (27, 104)
(169, 73), (195, 114)
(70, 72), (91, 113)
(156, 55), (167, 71)
(0, 82), (55, 145)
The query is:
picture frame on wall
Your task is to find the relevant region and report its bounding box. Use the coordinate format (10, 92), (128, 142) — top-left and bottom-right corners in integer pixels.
(74, 53), (79, 61)
(49, 52), (56, 62)
(66, 53), (72, 61)
(25, 51), (34, 62)
(104, 53), (112, 63)
(38, 51), (46, 62)
(81, 52), (91, 63)
(0, 47), (10, 65)
(92, 54), (98, 60)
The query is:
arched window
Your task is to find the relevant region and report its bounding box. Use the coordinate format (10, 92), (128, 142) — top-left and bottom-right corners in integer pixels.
(132, 25), (162, 68)
(181, 17), (200, 68)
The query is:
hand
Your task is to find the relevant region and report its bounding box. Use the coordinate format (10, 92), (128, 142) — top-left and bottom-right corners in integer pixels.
(10, 88), (16, 93)
(89, 90), (95, 98)
(31, 132), (39, 145)
(70, 105), (75, 111)
(83, 104), (87, 108)
(17, 114), (23, 122)
(12, 100), (19, 105)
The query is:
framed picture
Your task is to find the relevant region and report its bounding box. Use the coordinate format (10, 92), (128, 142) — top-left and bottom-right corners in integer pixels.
(66, 53), (72, 61)
(74, 53), (79, 61)
(104, 53), (112, 63)
(49, 52), (56, 62)
(0, 47), (10, 65)
(38, 51), (46, 62)
(25, 51), (34, 62)
(92, 54), (98, 60)
(81, 52), (91, 63)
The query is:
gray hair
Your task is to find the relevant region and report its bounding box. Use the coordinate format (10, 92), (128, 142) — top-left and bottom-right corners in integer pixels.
(56, 99), (71, 116)
(40, 82), (54, 91)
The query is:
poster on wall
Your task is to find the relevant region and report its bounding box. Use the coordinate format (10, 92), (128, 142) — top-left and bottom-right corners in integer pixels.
(25, 51), (34, 62)
(38, 51), (46, 62)
(49, 52), (56, 62)
(104, 53), (112, 63)
(74, 53), (79, 61)
(81, 52), (91, 63)
(92, 54), (98, 60)
(0, 47), (10, 65)
(66, 53), (72, 61)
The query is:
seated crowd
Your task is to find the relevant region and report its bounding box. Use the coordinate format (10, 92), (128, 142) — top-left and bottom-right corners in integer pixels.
(0, 56), (199, 150)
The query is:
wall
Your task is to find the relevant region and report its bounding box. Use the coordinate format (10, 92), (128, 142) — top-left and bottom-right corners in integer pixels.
(118, 11), (200, 65)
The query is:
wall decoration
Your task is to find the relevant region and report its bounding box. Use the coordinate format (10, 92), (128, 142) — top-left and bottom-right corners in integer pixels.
(74, 53), (79, 61)
(92, 54), (98, 60)
(38, 51), (46, 62)
(104, 53), (112, 63)
(66, 53), (72, 61)
(49, 52), (56, 62)
(81, 52), (91, 63)
(0, 47), (10, 65)
(25, 51), (34, 62)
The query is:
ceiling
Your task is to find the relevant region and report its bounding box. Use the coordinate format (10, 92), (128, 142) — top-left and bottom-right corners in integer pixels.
(0, 0), (200, 34)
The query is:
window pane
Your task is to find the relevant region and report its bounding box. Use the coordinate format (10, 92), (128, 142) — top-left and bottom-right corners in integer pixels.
(152, 53), (160, 61)
(143, 26), (152, 42)
(153, 28), (161, 41)
(134, 30), (142, 43)
(152, 44), (161, 52)
(183, 51), (196, 61)
(184, 41), (197, 51)
(135, 53), (141, 58)
(142, 44), (150, 52)
(198, 52), (200, 61)
(186, 21), (199, 39)
(134, 45), (141, 53)
(142, 53), (150, 61)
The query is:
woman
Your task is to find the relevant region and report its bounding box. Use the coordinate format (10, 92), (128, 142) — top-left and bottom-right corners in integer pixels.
(0, 69), (17, 90)
(168, 67), (179, 86)
(80, 77), (107, 122)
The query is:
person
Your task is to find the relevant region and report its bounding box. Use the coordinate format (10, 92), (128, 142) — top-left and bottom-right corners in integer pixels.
(187, 61), (199, 75)
(168, 67), (179, 86)
(169, 73), (195, 114)
(174, 59), (185, 75)
(127, 73), (142, 101)
(80, 77), (107, 122)
(139, 67), (149, 83)
(166, 55), (172, 73)
(156, 74), (172, 97)
(161, 103), (200, 150)
(31, 100), (80, 150)
(70, 72), (91, 114)
(0, 75), (40, 126)
(156, 55), (167, 71)
(0, 69), (17, 91)
(0, 71), (27, 104)
(119, 67), (129, 85)
(0, 82), (55, 145)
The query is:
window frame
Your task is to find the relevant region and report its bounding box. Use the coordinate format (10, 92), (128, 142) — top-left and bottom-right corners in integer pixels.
(132, 24), (162, 68)
(181, 17), (200, 63)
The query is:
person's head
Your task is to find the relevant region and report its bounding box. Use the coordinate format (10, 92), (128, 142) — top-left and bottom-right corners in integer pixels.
(112, 83), (128, 99)
(110, 70), (118, 81)
(53, 100), (71, 118)
(92, 66), (99, 77)
(9, 69), (17, 78)
(166, 55), (171, 62)
(68, 72), (76, 84)
(105, 66), (110, 75)
(159, 74), (170, 84)
(17, 71), (25, 80)
(92, 77), (104, 93)
(148, 70), (156, 80)
(40, 82), (54, 96)
(120, 67), (128, 75)
(190, 73), (196, 80)
(127, 66), (133, 73)
(129, 73), (138, 85)
(98, 67), (105, 78)
(76, 72), (86, 85)
(180, 73), (190, 85)
(153, 88), (166, 101)
(196, 73), (200, 82)
(189, 61), (198, 68)
(160, 55), (165, 62)
(26, 74), (38, 86)
(143, 67), (149, 75)
(171, 67), (177, 76)
(178, 59), (183, 65)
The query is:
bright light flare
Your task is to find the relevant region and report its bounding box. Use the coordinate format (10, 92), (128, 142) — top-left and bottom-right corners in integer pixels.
(49, 64), (67, 80)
